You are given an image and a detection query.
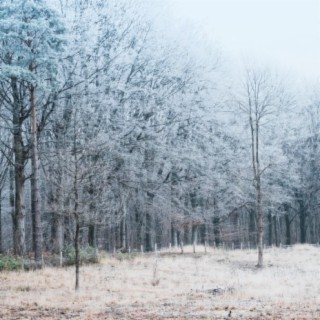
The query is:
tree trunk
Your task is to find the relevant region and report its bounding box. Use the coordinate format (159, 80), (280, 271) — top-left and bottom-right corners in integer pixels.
(284, 203), (291, 246)
(299, 200), (307, 244)
(52, 143), (64, 253)
(11, 78), (26, 257)
(213, 217), (221, 246)
(88, 223), (96, 248)
(13, 136), (25, 256)
(73, 111), (80, 291)
(256, 175), (263, 267)
(13, 172), (25, 256)
(200, 224), (206, 245)
(31, 170), (36, 252)
(315, 212), (320, 244)
(273, 216), (279, 247)
(145, 212), (152, 252)
(51, 178), (63, 253)
(120, 217), (126, 250)
(251, 109), (263, 268)
(9, 163), (15, 251)
(30, 83), (42, 264)
(249, 208), (256, 246)
(0, 190), (2, 253)
(9, 166), (14, 205)
(268, 211), (272, 246)
(192, 225), (198, 246)
(75, 216), (80, 291)
(172, 226), (178, 247)
(285, 213), (291, 246)
(255, 118), (263, 268)
(52, 213), (64, 254)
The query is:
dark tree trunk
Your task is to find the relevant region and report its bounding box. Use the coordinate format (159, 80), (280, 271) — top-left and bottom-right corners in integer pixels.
(171, 225), (178, 247)
(268, 211), (272, 246)
(145, 212), (152, 251)
(31, 173), (36, 252)
(9, 164), (15, 251)
(192, 225), (198, 245)
(13, 137), (25, 256)
(88, 223), (96, 248)
(120, 219), (126, 249)
(256, 175), (263, 267)
(285, 214), (291, 245)
(0, 190), (2, 253)
(13, 162), (25, 256)
(199, 224), (206, 244)
(30, 83), (42, 264)
(9, 165), (15, 206)
(11, 78), (26, 257)
(273, 216), (279, 247)
(73, 113), (80, 291)
(249, 208), (256, 245)
(299, 200), (307, 244)
(213, 217), (221, 246)
(75, 217), (80, 291)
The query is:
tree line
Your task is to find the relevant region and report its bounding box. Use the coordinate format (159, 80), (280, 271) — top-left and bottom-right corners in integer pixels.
(0, 0), (319, 269)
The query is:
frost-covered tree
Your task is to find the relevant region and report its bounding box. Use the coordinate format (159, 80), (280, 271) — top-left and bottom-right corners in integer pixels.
(0, 0), (66, 260)
(286, 92), (320, 244)
(0, 125), (9, 253)
(0, 0), (317, 268)
(46, 0), (223, 254)
(233, 66), (290, 267)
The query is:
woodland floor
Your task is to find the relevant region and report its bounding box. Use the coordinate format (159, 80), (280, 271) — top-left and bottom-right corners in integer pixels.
(1, 245), (320, 319)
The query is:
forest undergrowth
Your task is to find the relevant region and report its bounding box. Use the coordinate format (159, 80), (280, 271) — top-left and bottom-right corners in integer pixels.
(0, 245), (319, 319)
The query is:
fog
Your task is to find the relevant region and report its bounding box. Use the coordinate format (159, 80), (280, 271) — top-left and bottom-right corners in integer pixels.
(168, 0), (320, 81)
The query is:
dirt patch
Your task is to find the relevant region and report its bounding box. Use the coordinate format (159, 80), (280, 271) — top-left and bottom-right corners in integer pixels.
(0, 304), (84, 320)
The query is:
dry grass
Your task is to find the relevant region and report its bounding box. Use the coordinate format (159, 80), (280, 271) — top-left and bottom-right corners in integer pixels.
(1, 245), (320, 319)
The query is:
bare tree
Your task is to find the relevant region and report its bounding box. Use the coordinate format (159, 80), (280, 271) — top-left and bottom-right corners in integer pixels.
(236, 66), (288, 267)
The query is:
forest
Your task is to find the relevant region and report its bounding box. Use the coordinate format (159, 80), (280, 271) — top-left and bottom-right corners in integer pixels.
(0, 0), (319, 270)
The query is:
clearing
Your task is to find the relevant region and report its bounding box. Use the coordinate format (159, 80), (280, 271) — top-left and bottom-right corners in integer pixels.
(0, 245), (320, 319)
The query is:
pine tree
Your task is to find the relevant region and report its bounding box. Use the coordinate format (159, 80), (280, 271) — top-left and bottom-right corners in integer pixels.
(0, 0), (66, 261)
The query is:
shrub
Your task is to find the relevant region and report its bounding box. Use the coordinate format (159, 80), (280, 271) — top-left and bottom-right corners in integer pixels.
(63, 246), (100, 266)
(0, 255), (22, 271)
(114, 251), (138, 261)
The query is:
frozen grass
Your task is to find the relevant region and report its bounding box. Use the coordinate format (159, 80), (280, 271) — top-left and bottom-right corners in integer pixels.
(0, 245), (320, 319)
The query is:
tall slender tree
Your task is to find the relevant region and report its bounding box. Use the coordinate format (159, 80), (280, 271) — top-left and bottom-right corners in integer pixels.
(0, 0), (66, 260)
(236, 67), (288, 267)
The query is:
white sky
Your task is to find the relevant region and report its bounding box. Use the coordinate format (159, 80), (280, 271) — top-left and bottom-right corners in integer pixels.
(168, 0), (320, 82)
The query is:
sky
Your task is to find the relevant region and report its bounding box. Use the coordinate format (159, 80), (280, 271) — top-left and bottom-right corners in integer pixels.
(169, 0), (320, 82)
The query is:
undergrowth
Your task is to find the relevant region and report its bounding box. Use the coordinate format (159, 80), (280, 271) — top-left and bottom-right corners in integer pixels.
(0, 254), (22, 271)
(114, 251), (139, 261)
(63, 246), (101, 266)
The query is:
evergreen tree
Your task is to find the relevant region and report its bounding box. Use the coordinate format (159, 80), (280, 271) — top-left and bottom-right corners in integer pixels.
(0, 0), (66, 260)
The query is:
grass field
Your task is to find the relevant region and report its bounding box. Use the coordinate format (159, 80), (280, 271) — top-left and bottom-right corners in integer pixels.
(0, 245), (320, 319)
